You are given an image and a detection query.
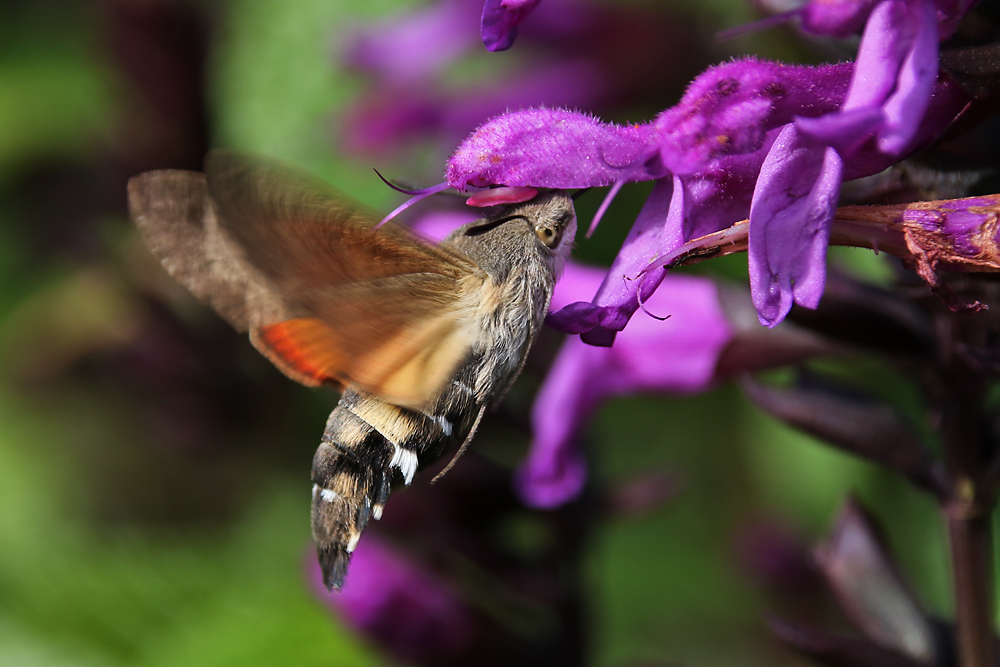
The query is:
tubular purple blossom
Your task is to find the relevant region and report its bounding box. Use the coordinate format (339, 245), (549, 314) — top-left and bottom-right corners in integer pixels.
(446, 107), (659, 190)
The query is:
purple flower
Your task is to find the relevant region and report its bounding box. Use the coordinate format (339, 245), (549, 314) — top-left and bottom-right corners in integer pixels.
(447, 3), (972, 333)
(481, 0), (542, 51)
(312, 537), (474, 662)
(752, 0), (947, 325)
(517, 263), (734, 508)
(341, 0), (479, 84)
(340, 62), (608, 158)
(447, 107), (658, 190)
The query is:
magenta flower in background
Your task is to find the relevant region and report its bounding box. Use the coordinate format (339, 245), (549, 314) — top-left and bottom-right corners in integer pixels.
(340, 0), (477, 84)
(337, 3), (645, 163)
(517, 263), (735, 508)
(313, 537), (474, 662)
(521, 258), (846, 507)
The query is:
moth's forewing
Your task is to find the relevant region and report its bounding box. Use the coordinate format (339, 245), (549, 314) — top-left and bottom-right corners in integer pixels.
(127, 170), (294, 331)
(129, 151), (486, 408)
(204, 150), (478, 290)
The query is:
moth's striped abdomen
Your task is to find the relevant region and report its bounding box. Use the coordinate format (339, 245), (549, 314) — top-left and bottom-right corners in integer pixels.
(311, 389), (464, 590)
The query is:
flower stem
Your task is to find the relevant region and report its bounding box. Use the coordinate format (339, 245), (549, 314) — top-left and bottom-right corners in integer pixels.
(938, 317), (995, 667)
(947, 511), (995, 667)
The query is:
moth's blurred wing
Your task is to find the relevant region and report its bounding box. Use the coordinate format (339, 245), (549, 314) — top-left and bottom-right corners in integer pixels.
(253, 276), (480, 407)
(129, 151), (483, 407)
(128, 170), (292, 330)
(203, 150), (478, 292)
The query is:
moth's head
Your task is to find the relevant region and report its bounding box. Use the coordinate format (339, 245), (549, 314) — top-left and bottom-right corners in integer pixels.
(447, 190), (577, 278)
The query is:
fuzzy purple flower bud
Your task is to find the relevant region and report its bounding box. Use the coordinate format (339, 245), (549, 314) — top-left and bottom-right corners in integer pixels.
(313, 538), (474, 662)
(447, 108), (659, 190)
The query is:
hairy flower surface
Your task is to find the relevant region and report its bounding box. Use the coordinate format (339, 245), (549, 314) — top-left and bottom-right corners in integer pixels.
(447, 108), (658, 189)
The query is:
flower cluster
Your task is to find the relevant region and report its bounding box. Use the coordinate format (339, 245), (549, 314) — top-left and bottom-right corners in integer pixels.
(449, 0), (975, 337)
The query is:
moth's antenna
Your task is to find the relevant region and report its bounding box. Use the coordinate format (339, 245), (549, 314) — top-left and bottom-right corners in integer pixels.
(572, 188), (592, 201)
(431, 405), (487, 484)
(373, 169), (431, 195)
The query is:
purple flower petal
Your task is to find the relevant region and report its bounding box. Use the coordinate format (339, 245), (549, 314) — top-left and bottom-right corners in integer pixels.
(845, 0), (917, 112)
(446, 108), (659, 190)
(566, 178), (675, 344)
(545, 301), (604, 334)
(748, 125), (844, 327)
(519, 267), (734, 508)
(877, 0), (939, 155)
(410, 209), (481, 242)
(793, 106), (884, 155)
(481, 0), (543, 51)
(516, 337), (593, 508)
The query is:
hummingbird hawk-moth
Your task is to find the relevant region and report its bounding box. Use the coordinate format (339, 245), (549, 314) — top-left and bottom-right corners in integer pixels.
(127, 150), (577, 589)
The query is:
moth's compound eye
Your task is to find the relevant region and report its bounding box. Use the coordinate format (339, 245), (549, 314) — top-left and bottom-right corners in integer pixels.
(536, 225), (560, 249)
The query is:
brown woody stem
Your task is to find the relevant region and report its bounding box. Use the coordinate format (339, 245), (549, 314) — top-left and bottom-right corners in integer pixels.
(939, 319), (995, 667)
(947, 512), (995, 667)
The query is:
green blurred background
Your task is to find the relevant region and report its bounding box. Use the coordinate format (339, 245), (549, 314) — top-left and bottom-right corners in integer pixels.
(0, 0), (966, 665)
